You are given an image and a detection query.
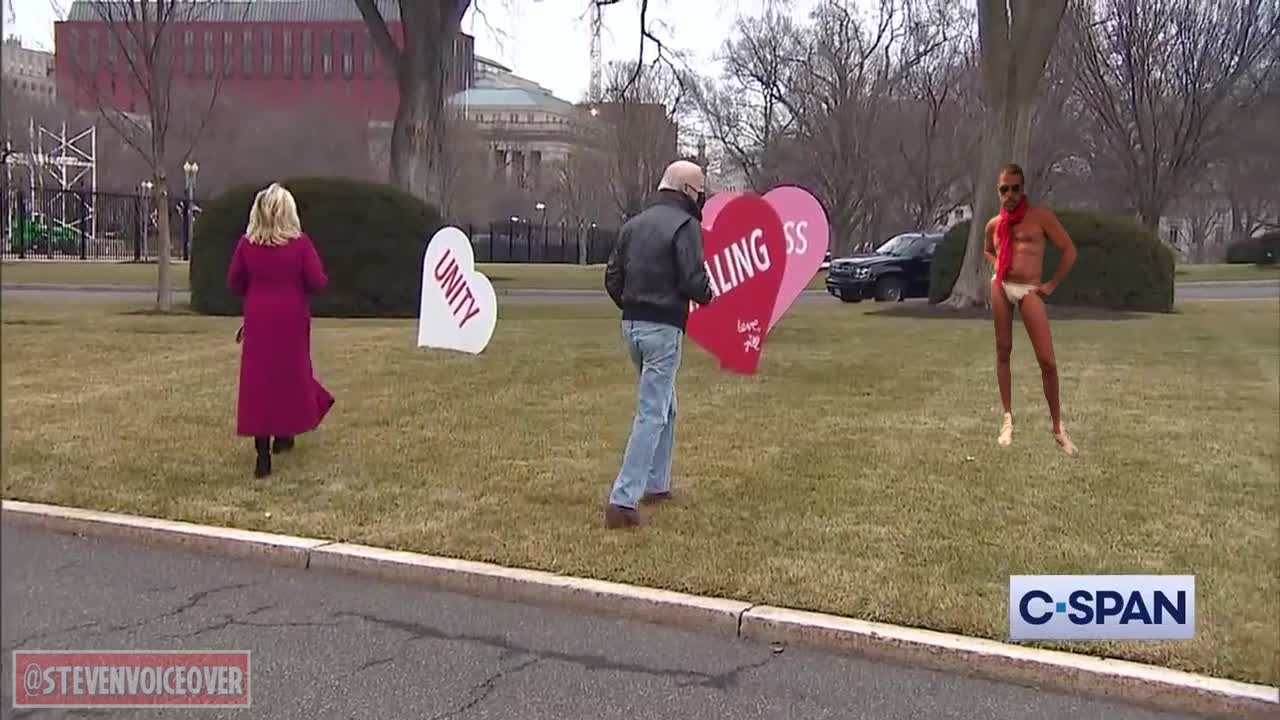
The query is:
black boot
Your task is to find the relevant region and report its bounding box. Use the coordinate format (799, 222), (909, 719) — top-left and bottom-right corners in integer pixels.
(272, 436), (295, 454)
(254, 437), (271, 478)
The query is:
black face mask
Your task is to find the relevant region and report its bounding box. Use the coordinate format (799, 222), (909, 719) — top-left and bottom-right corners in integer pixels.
(695, 190), (706, 210)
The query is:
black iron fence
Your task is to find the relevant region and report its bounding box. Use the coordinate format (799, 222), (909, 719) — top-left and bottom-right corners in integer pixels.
(1, 184), (198, 262)
(1, 185), (621, 265)
(452, 221), (618, 264)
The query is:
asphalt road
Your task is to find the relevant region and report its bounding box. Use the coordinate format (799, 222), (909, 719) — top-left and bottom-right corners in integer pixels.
(1, 280), (1277, 305)
(0, 524), (1203, 720)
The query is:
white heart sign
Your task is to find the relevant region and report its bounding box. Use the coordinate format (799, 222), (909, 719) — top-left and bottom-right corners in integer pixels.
(416, 226), (497, 354)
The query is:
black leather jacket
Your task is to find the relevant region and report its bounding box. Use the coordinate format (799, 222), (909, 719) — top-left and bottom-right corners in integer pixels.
(604, 190), (714, 331)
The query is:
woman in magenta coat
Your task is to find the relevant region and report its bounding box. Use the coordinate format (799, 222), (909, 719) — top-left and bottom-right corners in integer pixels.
(227, 183), (335, 478)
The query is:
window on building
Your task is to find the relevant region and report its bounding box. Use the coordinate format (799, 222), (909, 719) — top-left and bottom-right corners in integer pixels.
(183, 31), (194, 75)
(282, 31), (293, 76)
(362, 31), (374, 77)
(301, 31), (312, 77)
(223, 31), (234, 77)
(242, 30), (253, 76)
(204, 31), (214, 77)
(341, 31), (353, 78)
(87, 30), (98, 70)
(321, 31), (333, 77)
(68, 30), (80, 68)
(261, 30), (272, 76)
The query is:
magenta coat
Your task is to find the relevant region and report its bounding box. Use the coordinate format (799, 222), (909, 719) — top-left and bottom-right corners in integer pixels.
(227, 232), (335, 438)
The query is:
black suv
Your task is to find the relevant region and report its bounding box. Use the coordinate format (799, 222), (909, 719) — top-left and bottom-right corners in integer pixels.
(825, 232), (944, 302)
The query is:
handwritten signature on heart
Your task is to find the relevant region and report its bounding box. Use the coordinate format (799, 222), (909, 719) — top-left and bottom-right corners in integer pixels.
(737, 318), (762, 353)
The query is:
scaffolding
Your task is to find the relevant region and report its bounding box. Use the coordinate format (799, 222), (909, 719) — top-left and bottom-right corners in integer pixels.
(2, 118), (98, 256)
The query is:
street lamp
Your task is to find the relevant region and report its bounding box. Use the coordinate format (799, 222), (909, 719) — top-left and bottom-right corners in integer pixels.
(139, 180), (154, 260)
(534, 202), (548, 259)
(182, 159), (199, 260)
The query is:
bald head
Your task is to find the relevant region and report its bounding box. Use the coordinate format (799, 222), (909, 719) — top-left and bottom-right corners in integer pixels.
(657, 160), (706, 208)
(658, 160), (702, 191)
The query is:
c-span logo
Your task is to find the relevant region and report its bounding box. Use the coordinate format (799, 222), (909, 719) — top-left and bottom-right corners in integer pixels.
(1009, 575), (1195, 641)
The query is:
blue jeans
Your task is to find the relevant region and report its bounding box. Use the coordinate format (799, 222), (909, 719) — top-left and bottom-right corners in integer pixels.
(609, 320), (682, 509)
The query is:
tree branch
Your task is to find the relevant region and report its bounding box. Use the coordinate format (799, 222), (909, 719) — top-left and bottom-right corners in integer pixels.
(353, 0), (402, 75)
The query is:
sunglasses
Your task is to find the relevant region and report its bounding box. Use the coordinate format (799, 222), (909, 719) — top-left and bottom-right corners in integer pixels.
(999, 184), (1022, 195)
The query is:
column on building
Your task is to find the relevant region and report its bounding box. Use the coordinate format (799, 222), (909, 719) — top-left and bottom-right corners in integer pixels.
(512, 149), (525, 188)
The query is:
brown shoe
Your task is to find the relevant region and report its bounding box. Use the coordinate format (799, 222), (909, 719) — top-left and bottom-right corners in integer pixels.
(604, 504), (642, 529)
(641, 491), (672, 504)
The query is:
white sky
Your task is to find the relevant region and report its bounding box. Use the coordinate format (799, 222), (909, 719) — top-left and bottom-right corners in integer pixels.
(5, 0), (827, 103)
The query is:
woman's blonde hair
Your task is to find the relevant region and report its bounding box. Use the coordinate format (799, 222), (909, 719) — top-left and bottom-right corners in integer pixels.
(245, 182), (302, 246)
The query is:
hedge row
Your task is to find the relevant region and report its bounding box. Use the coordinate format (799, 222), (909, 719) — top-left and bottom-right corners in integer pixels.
(190, 177), (442, 318)
(929, 209), (1177, 313)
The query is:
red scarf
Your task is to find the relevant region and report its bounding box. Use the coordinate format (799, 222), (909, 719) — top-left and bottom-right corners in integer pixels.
(994, 198), (1027, 284)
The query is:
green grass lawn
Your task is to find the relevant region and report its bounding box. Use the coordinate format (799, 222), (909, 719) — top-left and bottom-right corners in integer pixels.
(1173, 263), (1280, 282)
(0, 260), (834, 292)
(5, 259), (1278, 291)
(1, 261), (193, 289)
(2, 297), (1276, 686)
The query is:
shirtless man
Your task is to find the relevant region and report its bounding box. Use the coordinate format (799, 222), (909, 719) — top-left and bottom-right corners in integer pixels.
(984, 163), (1078, 455)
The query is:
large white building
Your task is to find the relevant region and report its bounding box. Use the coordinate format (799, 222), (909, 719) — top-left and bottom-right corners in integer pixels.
(2, 36), (56, 104)
(448, 56), (605, 189)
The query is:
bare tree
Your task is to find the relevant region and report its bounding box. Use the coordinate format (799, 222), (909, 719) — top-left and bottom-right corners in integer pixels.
(354, 0), (471, 204)
(888, 4), (980, 229)
(940, 0), (1069, 309)
(1023, 31), (1089, 202)
(598, 60), (684, 219)
(1220, 82), (1280, 239)
(436, 108), (494, 221)
(771, 0), (954, 254)
(551, 150), (613, 226)
(70, 0), (238, 312)
(692, 8), (802, 191)
(1066, 0), (1280, 232)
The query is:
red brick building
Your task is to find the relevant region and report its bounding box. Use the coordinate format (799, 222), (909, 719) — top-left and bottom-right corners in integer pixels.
(55, 0), (475, 122)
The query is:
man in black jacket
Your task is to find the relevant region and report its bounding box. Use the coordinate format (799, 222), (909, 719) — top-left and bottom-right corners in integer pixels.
(602, 160), (715, 529)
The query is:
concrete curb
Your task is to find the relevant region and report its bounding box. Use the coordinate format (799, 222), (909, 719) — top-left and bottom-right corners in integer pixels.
(309, 542), (750, 636)
(3, 499), (1277, 719)
(1, 500), (325, 568)
(739, 606), (1278, 719)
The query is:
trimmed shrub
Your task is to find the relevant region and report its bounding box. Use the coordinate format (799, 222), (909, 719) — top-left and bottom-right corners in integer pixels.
(929, 209), (1176, 312)
(190, 177), (442, 318)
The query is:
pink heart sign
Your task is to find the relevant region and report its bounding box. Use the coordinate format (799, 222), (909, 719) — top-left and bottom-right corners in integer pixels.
(687, 194), (787, 375)
(701, 185), (830, 332)
(700, 191), (742, 227)
(762, 185), (830, 331)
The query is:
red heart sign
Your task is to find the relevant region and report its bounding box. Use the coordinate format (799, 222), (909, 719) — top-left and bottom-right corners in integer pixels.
(686, 194), (788, 375)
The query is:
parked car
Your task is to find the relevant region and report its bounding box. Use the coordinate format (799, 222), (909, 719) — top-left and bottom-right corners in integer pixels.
(824, 231), (944, 302)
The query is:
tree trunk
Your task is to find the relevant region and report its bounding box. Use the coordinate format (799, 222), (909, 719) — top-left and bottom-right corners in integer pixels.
(382, 0), (460, 204)
(941, 0), (1067, 308)
(942, 101), (1034, 308)
(389, 79), (441, 201)
(1136, 194), (1164, 235)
